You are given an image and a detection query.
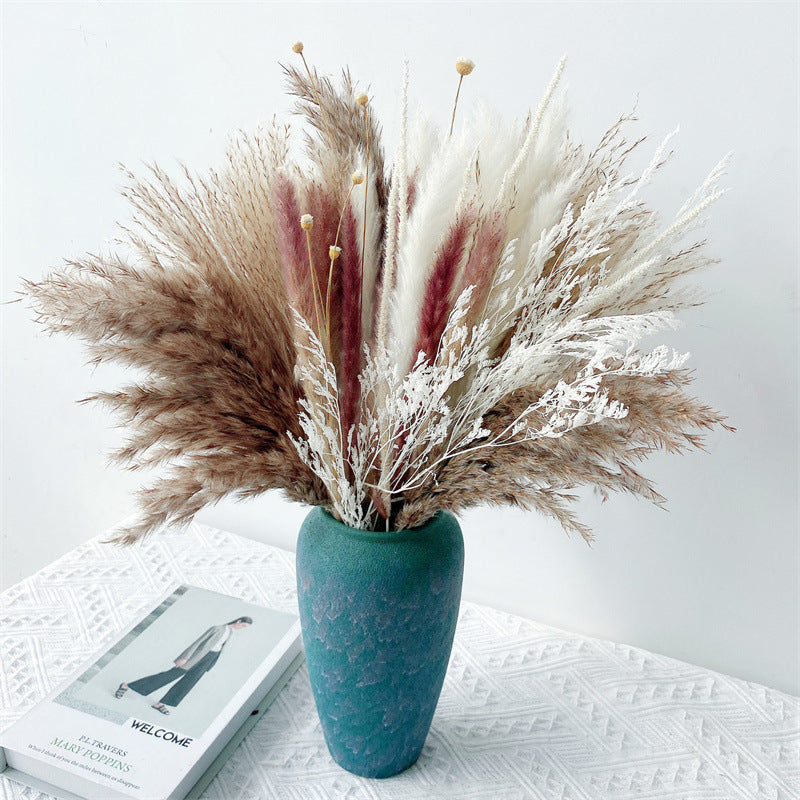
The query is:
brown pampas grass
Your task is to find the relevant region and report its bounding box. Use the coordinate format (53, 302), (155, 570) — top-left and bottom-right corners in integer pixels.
(24, 50), (730, 541)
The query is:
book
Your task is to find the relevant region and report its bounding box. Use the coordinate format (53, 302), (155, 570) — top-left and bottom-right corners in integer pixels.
(0, 584), (303, 800)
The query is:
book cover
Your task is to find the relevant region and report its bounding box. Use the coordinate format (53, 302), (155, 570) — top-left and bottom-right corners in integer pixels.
(0, 584), (302, 800)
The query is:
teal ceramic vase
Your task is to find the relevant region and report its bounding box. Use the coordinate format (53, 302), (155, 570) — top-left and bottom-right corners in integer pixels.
(296, 506), (464, 778)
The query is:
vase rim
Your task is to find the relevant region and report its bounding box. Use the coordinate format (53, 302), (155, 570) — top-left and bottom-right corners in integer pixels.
(311, 506), (452, 543)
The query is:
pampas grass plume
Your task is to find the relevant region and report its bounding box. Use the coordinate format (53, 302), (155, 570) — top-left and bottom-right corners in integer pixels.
(23, 53), (730, 541)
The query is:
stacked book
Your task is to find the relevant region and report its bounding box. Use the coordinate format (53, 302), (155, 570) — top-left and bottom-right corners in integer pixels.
(1, 585), (303, 800)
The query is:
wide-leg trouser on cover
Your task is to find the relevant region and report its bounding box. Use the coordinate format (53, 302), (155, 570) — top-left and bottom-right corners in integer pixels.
(128, 651), (219, 706)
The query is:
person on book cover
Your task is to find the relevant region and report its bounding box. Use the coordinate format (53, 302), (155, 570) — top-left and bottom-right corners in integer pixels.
(114, 617), (253, 715)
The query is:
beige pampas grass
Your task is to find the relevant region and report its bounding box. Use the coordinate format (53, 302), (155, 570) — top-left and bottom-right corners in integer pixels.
(24, 55), (730, 542)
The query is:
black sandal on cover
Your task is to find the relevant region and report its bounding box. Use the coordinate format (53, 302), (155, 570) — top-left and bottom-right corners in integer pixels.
(152, 703), (170, 715)
(115, 683), (128, 699)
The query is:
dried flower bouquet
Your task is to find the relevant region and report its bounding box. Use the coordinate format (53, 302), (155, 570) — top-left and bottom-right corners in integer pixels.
(25, 48), (729, 542)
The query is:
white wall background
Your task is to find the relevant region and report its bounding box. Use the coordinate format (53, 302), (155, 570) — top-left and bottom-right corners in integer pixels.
(2, 2), (797, 694)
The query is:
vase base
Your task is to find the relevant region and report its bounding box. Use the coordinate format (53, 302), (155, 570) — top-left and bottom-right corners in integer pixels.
(329, 747), (421, 779)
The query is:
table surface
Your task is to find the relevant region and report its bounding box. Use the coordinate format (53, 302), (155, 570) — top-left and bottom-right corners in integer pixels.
(1, 522), (797, 800)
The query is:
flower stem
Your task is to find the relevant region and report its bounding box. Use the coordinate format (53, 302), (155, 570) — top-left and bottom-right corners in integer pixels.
(305, 230), (325, 346)
(449, 75), (463, 138)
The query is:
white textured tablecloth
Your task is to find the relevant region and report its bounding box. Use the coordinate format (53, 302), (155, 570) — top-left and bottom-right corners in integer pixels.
(1, 523), (797, 800)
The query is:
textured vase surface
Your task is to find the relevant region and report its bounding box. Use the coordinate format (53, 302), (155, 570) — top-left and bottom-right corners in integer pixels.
(296, 506), (464, 778)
